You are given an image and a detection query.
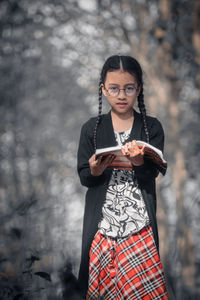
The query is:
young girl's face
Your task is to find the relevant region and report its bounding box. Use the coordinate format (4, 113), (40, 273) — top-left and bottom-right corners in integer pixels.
(102, 69), (140, 116)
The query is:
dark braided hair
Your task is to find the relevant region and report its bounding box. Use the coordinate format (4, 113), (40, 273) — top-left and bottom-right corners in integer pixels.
(93, 55), (150, 150)
(93, 81), (103, 150)
(137, 87), (150, 143)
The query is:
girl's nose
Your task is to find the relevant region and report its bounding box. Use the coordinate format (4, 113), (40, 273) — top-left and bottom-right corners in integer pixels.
(118, 89), (126, 98)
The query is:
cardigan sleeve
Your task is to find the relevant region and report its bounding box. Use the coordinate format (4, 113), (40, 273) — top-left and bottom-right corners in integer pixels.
(133, 118), (165, 182)
(77, 121), (107, 188)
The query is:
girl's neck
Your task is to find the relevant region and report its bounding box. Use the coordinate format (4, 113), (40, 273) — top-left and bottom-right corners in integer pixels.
(111, 109), (134, 132)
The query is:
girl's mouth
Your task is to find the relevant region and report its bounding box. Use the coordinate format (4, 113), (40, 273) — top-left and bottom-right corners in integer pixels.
(117, 102), (127, 107)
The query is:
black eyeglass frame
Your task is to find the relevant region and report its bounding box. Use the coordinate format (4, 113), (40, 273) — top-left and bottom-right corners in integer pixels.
(103, 85), (138, 97)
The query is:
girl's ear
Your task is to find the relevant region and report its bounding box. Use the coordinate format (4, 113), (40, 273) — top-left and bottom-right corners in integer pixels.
(101, 84), (107, 97)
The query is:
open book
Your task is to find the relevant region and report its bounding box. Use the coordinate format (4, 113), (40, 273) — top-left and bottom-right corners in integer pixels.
(95, 140), (167, 175)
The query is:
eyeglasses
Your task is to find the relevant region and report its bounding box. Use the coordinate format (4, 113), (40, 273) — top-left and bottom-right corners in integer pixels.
(104, 85), (138, 97)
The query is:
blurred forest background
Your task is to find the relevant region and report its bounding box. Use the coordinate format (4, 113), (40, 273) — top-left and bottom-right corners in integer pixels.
(0, 0), (200, 299)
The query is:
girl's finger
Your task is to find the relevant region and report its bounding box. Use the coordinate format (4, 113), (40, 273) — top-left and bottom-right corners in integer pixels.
(127, 142), (132, 151)
(102, 154), (114, 166)
(127, 141), (134, 153)
(121, 147), (129, 156)
(132, 140), (139, 151)
(124, 143), (129, 153)
(89, 154), (96, 165)
(141, 145), (145, 155)
(96, 155), (103, 165)
(121, 147), (126, 155)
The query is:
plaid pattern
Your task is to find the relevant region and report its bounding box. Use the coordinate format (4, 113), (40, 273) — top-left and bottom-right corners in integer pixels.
(87, 225), (168, 300)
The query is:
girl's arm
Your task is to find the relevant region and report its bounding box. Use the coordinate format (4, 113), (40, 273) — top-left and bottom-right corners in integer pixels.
(130, 118), (165, 183)
(77, 122), (110, 188)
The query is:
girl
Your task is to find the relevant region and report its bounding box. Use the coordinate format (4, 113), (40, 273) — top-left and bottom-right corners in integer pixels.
(77, 55), (168, 299)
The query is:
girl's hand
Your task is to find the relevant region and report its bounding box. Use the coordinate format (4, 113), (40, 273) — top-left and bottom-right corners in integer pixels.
(89, 154), (115, 176)
(121, 140), (145, 166)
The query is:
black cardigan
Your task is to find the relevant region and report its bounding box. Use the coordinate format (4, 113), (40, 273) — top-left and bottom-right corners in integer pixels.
(77, 110), (165, 297)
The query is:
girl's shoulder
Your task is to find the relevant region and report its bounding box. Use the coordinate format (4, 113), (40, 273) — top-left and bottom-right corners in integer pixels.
(146, 114), (163, 129)
(82, 116), (98, 127)
(135, 110), (164, 139)
(145, 113), (165, 140)
(135, 110), (163, 130)
(81, 114), (107, 135)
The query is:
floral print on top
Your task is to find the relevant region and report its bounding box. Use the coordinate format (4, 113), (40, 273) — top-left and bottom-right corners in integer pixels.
(98, 129), (150, 238)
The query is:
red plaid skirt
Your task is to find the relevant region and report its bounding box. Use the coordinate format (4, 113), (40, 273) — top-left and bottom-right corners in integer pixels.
(87, 225), (168, 299)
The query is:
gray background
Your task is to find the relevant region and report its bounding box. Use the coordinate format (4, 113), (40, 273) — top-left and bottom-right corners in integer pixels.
(0, 0), (200, 299)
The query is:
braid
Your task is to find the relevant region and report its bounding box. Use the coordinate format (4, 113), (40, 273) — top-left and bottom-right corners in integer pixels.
(93, 80), (103, 151)
(137, 87), (150, 143)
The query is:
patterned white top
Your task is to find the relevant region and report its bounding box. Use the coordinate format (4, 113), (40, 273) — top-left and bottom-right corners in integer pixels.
(98, 129), (150, 238)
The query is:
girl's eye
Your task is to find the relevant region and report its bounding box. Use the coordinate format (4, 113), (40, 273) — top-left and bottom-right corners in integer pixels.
(126, 86), (135, 91)
(110, 87), (118, 91)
